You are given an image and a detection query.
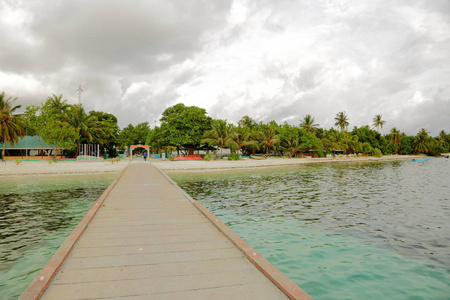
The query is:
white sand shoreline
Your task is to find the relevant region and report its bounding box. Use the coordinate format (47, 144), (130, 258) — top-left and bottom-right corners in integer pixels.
(0, 155), (432, 176)
(152, 154), (426, 172)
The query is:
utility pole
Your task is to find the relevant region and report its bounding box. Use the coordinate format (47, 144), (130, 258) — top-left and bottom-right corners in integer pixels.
(75, 84), (84, 104)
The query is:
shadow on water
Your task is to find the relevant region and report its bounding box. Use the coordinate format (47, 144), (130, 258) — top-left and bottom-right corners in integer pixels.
(170, 159), (450, 300)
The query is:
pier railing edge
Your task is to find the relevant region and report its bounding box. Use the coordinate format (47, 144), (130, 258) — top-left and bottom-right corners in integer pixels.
(19, 163), (130, 300)
(153, 164), (314, 300)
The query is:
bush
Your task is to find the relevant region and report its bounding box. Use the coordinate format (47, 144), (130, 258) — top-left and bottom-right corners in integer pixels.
(169, 155), (175, 161)
(372, 148), (383, 157)
(228, 153), (240, 161)
(203, 153), (214, 161)
(315, 151), (325, 158)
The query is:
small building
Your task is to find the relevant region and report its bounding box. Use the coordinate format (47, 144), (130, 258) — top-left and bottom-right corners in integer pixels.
(0, 136), (66, 160)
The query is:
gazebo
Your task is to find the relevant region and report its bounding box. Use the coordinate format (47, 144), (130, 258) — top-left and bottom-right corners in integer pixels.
(0, 136), (65, 160)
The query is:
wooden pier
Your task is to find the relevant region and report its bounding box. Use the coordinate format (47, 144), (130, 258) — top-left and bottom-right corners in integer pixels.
(21, 162), (312, 299)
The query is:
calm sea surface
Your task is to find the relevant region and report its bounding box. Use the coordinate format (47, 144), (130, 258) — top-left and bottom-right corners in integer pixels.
(0, 174), (115, 299)
(169, 158), (450, 300)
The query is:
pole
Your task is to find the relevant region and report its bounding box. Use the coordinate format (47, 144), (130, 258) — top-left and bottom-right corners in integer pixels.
(75, 85), (84, 105)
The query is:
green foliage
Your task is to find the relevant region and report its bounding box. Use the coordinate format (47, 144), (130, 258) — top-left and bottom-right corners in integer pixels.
(1, 92), (25, 160)
(202, 119), (233, 158)
(335, 111), (349, 131)
(203, 152), (214, 161)
(228, 153), (240, 160)
(299, 114), (319, 133)
(159, 104), (212, 154)
(118, 122), (151, 147)
(372, 148), (383, 157)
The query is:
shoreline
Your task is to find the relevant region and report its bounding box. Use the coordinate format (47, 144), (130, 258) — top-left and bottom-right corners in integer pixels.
(0, 160), (129, 177)
(152, 154), (426, 172)
(0, 155), (432, 176)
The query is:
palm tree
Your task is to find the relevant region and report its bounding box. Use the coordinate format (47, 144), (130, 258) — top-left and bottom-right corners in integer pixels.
(62, 105), (96, 156)
(390, 127), (401, 153)
(229, 125), (258, 155)
(47, 94), (68, 113)
(0, 92), (25, 161)
(412, 128), (430, 154)
(259, 124), (279, 156)
(299, 114), (319, 134)
(372, 114), (386, 132)
(334, 111), (349, 132)
(202, 119), (233, 159)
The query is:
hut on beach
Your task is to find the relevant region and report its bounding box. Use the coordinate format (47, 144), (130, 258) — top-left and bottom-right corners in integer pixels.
(0, 136), (66, 160)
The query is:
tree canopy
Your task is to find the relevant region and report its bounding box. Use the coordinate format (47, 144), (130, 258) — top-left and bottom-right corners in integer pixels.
(159, 104), (212, 155)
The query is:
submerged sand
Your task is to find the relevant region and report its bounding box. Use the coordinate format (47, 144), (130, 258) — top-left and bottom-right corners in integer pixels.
(0, 155), (426, 176)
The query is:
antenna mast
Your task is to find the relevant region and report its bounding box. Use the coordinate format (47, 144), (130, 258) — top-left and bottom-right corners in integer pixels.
(75, 84), (84, 104)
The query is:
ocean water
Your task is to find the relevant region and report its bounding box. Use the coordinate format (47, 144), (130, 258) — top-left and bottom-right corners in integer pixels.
(170, 158), (450, 300)
(0, 174), (115, 299)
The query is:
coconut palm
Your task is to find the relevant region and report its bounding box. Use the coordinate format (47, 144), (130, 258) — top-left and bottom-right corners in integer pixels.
(229, 125), (258, 155)
(390, 127), (401, 153)
(372, 114), (386, 132)
(0, 92), (25, 161)
(334, 111), (349, 132)
(299, 114), (319, 134)
(202, 119), (233, 159)
(62, 105), (96, 156)
(412, 128), (431, 154)
(259, 124), (279, 156)
(47, 94), (68, 113)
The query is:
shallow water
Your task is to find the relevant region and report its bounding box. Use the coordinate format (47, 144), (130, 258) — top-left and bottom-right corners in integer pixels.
(170, 159), (450, 300)
(0, 174), (115, 299)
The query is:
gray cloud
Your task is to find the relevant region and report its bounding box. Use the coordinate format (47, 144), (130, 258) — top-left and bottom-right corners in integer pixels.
(0, 0), (449, 135)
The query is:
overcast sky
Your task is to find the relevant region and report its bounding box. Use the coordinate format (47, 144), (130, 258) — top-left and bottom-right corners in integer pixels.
(1, 0), (449, 135)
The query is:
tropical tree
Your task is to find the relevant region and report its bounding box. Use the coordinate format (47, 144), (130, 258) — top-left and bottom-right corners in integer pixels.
(259, 123), (279, 156)
(389, 127), (401, 154)
(88, 111), (120, 157)
(62, 105), (96, 156)
(334, 111), (349, 131)
(437, 130), (449, 151)
(372, 114), (386, 132)
(412, 128), (431, 154)
(146, 126), (162, 154)
(238, 115), (258, 129)
(229, 125), (258, 155)
(299, 114), (319, 134)
(159, 104), (212, 155)
(279, 123), (300, 157)
(47, 94), (68, 113)
(202, 119), (233, 159)
(298, 129), (323, 154)
(0, 92), (25, 160)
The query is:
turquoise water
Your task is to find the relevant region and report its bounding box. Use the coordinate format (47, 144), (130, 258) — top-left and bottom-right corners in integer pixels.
(0, 174), (115, 299)
(170, 159), (450, 300)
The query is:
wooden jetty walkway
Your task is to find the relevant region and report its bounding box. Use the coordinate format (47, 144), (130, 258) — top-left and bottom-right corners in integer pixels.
(21, 162), (312, 299)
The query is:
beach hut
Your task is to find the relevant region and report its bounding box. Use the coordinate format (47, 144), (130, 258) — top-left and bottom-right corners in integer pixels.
(0, 136), (66, 160)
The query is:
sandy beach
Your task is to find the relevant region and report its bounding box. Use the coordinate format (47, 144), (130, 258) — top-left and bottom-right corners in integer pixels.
(0, 155), (428, 176)
(151, 155), (425, 172)
(0, 159), (129, 177)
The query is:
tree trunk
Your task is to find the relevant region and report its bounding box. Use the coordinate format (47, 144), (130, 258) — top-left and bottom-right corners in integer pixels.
(2, 140), (6, 162)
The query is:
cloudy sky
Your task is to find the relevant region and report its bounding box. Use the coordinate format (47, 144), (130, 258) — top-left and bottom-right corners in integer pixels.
(1, 0), (449, 135)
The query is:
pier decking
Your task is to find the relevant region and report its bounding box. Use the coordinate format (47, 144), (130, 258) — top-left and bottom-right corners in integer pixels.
(21, 162), (312, 299)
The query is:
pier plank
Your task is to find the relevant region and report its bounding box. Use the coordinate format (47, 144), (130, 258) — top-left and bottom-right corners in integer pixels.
(34, 162), (310, 299)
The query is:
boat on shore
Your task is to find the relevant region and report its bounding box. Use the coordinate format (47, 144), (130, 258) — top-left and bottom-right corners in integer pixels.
(412, 157), (433, 162)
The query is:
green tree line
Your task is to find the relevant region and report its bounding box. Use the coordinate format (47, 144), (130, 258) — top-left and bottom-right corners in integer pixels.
(1, 92), (449, 160)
